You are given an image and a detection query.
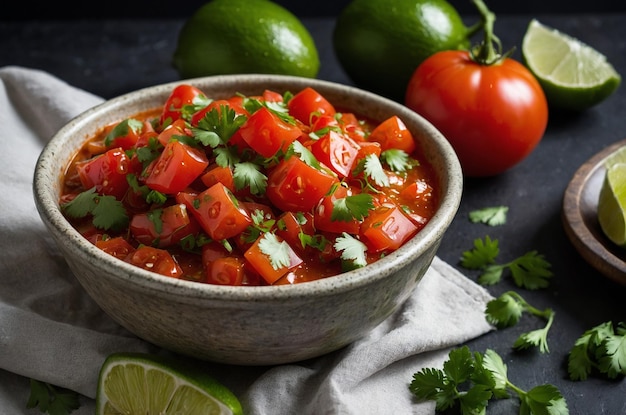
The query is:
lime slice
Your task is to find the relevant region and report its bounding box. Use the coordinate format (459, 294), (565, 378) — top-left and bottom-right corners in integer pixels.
(96, 353), (243, 415)
(522, 19), (621, 111)
(604, 145), (626, 169)
(598, 162), (626, 248)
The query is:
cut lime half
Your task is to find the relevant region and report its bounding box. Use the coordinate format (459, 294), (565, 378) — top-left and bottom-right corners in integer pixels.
(598, 162), (626, 248)
(96, 353), (243, 415)
(522, 19), (621, 111)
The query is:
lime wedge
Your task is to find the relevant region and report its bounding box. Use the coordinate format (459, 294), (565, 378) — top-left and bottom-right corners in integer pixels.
(522, 19), (621, 111)
(604, 145), (626, 169)
(96, 353), (243, 415)
(598, 162), (626, 248)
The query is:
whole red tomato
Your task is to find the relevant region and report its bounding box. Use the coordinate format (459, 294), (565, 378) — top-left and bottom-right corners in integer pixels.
(405, 0), (548, 177)
(405, 50), (548, 177)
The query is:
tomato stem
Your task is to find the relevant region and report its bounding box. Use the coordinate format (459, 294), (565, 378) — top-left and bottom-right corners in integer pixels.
(470, 0), (513, 65)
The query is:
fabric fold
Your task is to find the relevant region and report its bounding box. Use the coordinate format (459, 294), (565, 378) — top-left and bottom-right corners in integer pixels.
(0, 66), (493, 414)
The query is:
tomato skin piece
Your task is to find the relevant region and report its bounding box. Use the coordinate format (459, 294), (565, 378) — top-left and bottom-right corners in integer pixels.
(75, 146), (134, 200)
(405, 50), (548, 177)
(310, 130), (361, 178)
(236, 107), (302, 158)
(266, 156), (339, 213)
(368, 115), (416, 154)
(159, 84), (204, 126)
(130, 203), (199, 248)
(288, 87), (336, 125)
(184, 183), (252, 241)
(125, 245), (183, 278)
(145, 140), (209, 194)
(360, 205), (419, 253)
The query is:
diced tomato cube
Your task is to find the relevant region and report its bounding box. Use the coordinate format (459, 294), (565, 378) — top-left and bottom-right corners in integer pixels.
(185, 183), (252, 241)
(125, 245), (183, 278)
(368, 115), (416, 154)
(314, 185), (362, 235)
(311, 130), (361, 178)
(237, 107), (302, 158)
(266, 156), (339, 213)
(287, 87), (336, 125)
(130, 203), (200, 248)
(244, 234), (303, 285)
(145, 140), (209, 194)
(75, 146), (134, 200)
(201, 164), (235, 192)
(360, 205), (418, 252)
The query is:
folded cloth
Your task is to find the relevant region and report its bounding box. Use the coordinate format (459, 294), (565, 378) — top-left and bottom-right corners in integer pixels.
(0, 66), (494, 415)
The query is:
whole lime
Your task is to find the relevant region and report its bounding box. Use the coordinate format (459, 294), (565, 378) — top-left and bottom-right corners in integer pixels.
(173, 0), (320, 79)
(333, 0), (470, 100)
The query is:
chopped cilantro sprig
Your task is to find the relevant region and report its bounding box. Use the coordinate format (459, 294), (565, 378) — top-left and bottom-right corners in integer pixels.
(460, 236), (553, 289)
(61, 188), (128, 232)
(409, 346), (568, 414)
(568, 321), (626, 381)
(486, 291), (555, 353)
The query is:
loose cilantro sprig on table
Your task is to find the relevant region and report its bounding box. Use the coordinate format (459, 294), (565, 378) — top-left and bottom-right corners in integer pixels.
(469, 206), (509, 226)
(460, 236), (553, 289)
(27, 379), (80, 415)
(567, 321), (626, 381)
(409, 346), (568, 414)
(486, 291), (555, 353)
(61, 187), (128, 232)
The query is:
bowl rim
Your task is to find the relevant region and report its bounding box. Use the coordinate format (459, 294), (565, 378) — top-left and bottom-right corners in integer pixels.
(33, 74), (463, 302)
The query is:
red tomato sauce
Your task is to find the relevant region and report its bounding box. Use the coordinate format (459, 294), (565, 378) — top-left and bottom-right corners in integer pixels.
(60, 85), (439, 286)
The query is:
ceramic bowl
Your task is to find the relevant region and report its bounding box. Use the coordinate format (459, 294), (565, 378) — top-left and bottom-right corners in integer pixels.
(33, 74), (462, 365)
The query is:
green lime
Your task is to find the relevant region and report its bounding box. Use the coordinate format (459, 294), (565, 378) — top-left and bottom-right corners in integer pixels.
(173, 0), (319, 79)
(522, 19), (621, 111)
(333, 0), (470, 101)
(96, 352), (243, 415)
(598, 162), (626, 248)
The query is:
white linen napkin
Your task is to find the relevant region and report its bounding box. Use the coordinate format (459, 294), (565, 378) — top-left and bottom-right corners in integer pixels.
(0, 65), (494, 415)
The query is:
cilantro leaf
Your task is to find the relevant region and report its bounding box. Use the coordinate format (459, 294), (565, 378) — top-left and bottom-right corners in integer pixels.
(485, 291), (524, 328)
(334, 232), (368, 268)
(460, 235), (499, 269)
(233, 162), (267, 195)
(61, 188), (128, 232)
(331, 193), (374, 222)
(507, 251), (553, 290)
(286, 140), (321, 169)
(380, 148), (412, 173)
(195, 105), (247, 145)
(363, 153), (390, 187)
(258, 232), (292, 270)
(469, 206), (509, 226)
(27, 379), (80, 415)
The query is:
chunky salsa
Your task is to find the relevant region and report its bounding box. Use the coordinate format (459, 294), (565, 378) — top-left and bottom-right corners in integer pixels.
(60, 84), (438, 286)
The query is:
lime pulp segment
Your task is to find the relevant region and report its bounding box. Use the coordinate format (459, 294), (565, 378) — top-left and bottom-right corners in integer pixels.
(598, 163), (626, 248)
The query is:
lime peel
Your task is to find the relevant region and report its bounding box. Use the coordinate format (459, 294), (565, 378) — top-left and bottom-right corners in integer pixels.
(522, 19), (621, 111)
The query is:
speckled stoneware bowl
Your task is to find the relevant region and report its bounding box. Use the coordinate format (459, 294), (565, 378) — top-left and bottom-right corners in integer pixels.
(33, 74), (462, 365)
